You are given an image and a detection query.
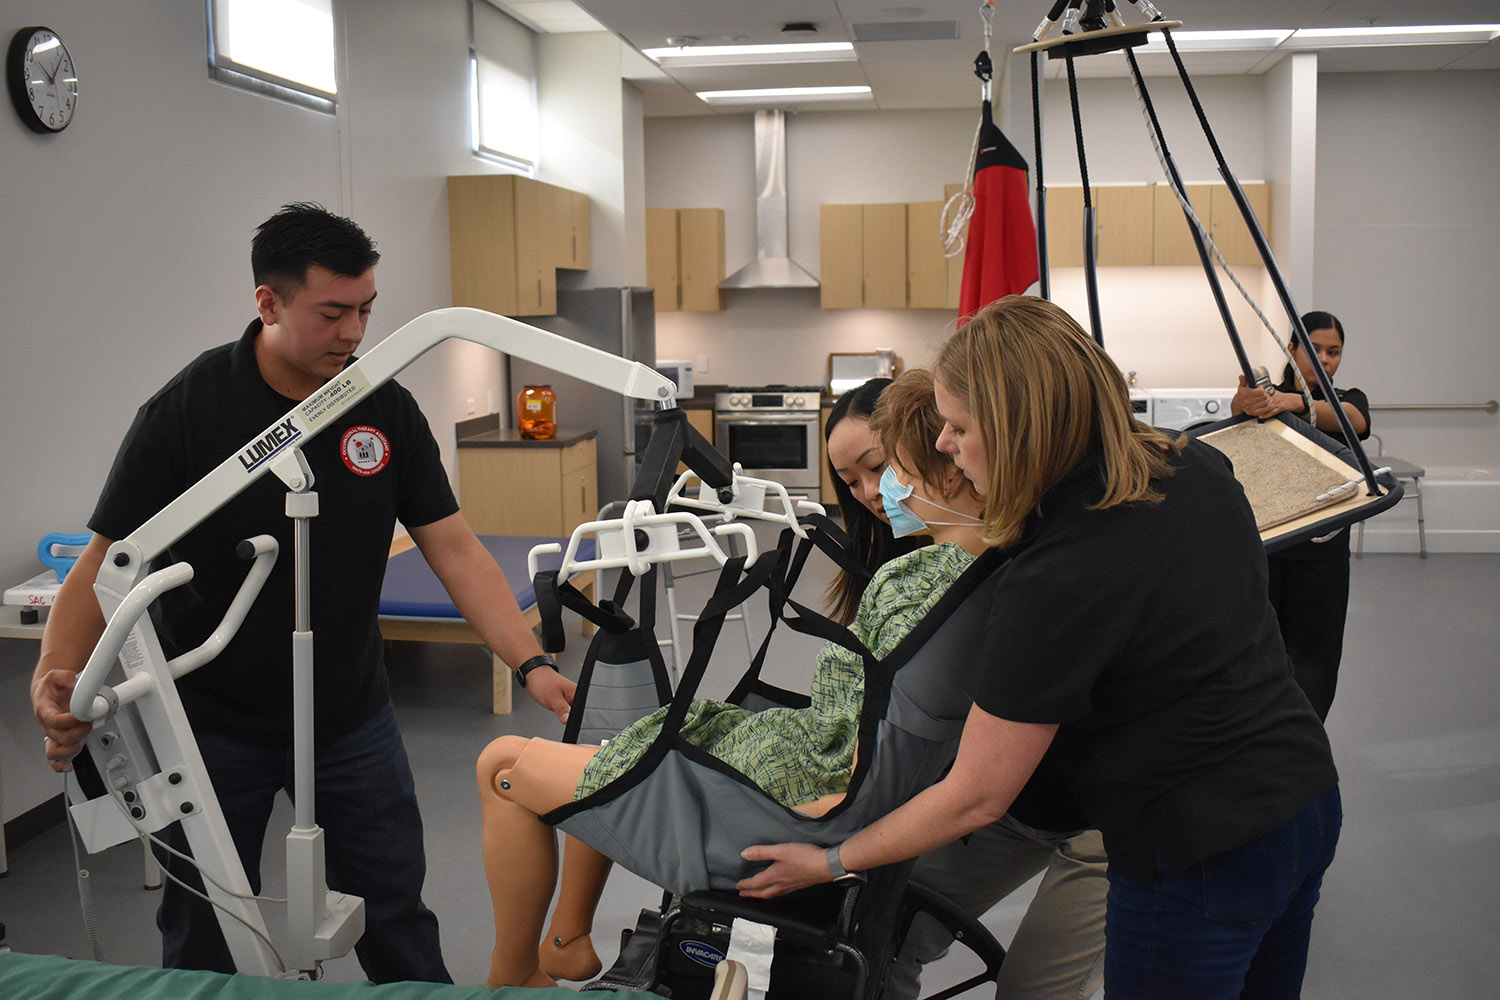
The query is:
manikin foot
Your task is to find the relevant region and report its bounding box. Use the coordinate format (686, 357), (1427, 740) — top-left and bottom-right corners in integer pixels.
(539, 932), (603, 981)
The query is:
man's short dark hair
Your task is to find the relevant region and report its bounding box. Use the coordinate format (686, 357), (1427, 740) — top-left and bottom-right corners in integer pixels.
(252, 202), (380, 300)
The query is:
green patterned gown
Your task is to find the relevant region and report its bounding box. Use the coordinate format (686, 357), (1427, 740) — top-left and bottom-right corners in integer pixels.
(575, 542), (976, 806)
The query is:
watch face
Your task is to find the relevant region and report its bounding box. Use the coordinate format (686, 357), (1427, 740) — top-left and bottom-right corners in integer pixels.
(8, 27), (77, 133)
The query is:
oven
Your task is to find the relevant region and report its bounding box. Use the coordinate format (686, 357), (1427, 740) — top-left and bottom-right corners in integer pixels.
(714, 386), (823, 496)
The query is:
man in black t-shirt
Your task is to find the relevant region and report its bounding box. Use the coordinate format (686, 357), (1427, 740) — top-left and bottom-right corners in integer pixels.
(32, 204), (575, 981)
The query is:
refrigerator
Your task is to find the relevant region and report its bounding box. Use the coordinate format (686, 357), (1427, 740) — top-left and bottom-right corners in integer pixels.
(506, 287), (657, 509)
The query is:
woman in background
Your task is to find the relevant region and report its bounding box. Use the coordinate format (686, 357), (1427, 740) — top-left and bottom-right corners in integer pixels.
(823, 380), (1108, 1000)
(1232, 310), (1371, 720)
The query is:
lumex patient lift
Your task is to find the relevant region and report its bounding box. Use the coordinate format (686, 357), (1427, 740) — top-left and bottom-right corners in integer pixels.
(60, 307), (715, 978)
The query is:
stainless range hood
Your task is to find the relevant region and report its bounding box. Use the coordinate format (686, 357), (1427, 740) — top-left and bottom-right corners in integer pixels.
(719, 110), (819, 290)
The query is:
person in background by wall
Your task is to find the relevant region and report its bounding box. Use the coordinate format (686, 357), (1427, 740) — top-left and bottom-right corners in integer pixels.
(1231, 310), (1371, 720)
(824, 379), (1107, 1000)
(31, 203), (574, 981)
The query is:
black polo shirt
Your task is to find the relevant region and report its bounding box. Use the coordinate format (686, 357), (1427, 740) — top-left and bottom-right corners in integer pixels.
(90, 320), (458, 746)
(972, 439), (1338, 884)
(1274, 379), (1372, 560)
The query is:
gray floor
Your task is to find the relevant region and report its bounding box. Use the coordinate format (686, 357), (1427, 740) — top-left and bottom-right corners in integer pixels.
(3, 536), (1498, 998)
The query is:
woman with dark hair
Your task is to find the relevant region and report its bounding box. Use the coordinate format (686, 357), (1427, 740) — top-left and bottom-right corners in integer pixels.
(1231, 310), (1371, 720)
(744, 296), (1341, 1000)
(823, 377), (926, 623)
(824, 378), (1107, 1000)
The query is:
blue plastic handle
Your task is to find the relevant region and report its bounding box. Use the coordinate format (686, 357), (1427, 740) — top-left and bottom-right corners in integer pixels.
(38, 532), (93, 583)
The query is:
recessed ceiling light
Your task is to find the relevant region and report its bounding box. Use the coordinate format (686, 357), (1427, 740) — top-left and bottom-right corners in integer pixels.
(644, 41), (856, 66)
(1283, 23), (1500, 47)
(696, 85), (872, 106)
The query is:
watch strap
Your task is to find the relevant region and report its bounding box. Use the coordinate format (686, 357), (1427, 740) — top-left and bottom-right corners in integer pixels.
(516, 653), (556, 688)
(825, 843), (855, 882)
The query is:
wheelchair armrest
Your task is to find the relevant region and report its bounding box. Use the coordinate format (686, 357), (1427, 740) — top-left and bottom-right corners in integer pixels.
(679, 879), (865, 951)
(898, 881), (1007, 1000)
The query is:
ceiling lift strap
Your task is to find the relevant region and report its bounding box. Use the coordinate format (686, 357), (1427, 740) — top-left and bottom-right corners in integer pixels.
(1064, 52), (1105, 346)
(941, 1), (998, 263)
(1122, 45), (1257, 384)
(1160, 29), (1379, 493)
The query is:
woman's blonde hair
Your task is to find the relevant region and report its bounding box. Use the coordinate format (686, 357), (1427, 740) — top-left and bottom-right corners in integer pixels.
(935, 296), (1183, 548)
(868, 368), (975, 507)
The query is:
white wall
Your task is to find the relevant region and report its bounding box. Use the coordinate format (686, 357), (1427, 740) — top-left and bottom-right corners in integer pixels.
(1313, 70), (1500, 472)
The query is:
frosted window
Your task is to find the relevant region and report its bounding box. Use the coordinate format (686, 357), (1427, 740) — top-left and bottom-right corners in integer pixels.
(472, 1), (538, 169)
(209, 0), (337, 110)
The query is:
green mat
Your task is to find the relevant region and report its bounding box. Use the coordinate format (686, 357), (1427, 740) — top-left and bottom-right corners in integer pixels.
(0, 951), (665, 1000)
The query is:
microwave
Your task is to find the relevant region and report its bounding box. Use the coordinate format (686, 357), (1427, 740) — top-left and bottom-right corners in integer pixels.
(653, 360), (694, 400)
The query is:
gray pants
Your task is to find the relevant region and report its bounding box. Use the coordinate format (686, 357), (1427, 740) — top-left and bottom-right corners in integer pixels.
(886, 815), (1107, 1000)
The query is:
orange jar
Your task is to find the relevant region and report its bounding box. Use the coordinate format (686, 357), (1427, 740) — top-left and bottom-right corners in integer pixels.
(517, 384), (557, 440)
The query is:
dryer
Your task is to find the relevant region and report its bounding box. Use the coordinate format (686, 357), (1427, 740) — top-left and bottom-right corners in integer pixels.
(1147, 388), (1236, 431)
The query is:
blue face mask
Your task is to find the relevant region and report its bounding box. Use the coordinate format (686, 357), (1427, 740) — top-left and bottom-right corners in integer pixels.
(879, 465), (982, 539)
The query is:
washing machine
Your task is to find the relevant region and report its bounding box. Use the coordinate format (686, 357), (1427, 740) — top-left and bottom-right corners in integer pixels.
(1128, 389), (1152, 425)
(1146, 388), (1237, 431)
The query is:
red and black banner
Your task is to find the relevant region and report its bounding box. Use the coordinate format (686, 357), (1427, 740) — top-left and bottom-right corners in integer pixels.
(959, 100), (1039, 320)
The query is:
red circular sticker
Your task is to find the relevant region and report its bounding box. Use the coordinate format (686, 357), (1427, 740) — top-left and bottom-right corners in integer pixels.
(341, 426), (390, 476)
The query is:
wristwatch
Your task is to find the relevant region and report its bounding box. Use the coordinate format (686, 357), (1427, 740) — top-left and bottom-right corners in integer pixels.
(825, 843), (861, 883)
(515, 653), (556, 688)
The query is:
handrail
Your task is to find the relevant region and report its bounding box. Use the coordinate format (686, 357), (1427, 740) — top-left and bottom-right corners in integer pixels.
(1368, 400), (1497, 414)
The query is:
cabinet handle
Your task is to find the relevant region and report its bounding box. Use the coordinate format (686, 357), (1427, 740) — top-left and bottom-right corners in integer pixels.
(581, 485), (586, 510)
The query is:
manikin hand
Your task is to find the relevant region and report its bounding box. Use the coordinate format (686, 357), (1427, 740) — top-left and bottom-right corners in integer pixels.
(32, 668), (92, 772)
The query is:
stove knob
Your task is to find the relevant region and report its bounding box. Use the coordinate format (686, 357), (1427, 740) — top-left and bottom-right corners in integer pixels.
(793, 395), (805, 406)
(732, 395), (745, 406)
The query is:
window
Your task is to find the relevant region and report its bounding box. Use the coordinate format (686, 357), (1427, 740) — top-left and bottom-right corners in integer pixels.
(471, 1), (539, 171)
(207, 0), (337, 112)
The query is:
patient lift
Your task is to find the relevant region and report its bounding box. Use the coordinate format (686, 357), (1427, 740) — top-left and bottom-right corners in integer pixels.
(60, 308), (713, 979)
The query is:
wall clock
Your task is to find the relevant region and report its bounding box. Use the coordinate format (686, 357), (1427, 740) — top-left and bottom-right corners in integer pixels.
(7, 26), (78, 133)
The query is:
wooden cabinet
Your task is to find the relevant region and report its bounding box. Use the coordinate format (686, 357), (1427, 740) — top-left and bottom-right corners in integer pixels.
(1043, 185), (1154, 267)
(448, 174), (591, 317)
(645, 207), (725, 312)
(457, 431), (597, 537)
(1152, 182), (1271, 268)
(820, 203), (908, 309)
(551, 185), (590, 270)
(1041, 181), (1272, 269)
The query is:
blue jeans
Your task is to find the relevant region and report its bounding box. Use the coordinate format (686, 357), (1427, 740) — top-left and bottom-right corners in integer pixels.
(155, 703), (450, 983)
(1104, 785), (1341, 999)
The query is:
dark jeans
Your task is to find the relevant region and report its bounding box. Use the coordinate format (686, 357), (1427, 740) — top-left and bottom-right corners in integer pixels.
(155, 703), (450, 983)
(1104, 785), (1342, 999)
(1267, 554), (1351, 722)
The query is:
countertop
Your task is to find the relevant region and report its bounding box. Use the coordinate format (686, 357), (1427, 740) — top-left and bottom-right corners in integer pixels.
(454, 413), (597, 449)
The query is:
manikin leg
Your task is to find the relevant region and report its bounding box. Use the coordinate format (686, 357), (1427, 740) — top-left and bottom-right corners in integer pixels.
(476, 736), (599, 988)
(538, 835), (614, 981)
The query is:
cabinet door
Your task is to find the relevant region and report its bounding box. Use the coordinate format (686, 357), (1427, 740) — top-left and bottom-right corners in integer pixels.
(554, 187), (590, 269)
(1210, 182), (1271, 268)
(513, 177), (555, 315)
(646, 208), (681, 312)
(1152, 182), (1213, 266)
(561, 465), (596, 535)
(1042, 185), (1088, 268)
(448, 175), (520, 316)
(862, 203), (908, 309)
(458, 447), (564, 535)
(820, 204), (864, 309)
(679, 208), (726, 312)
(906, 201), (948, 309)
(1094, 186), (1154, 266)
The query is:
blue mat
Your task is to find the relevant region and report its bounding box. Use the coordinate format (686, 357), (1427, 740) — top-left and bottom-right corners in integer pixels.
(380, 535), (596, 619)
